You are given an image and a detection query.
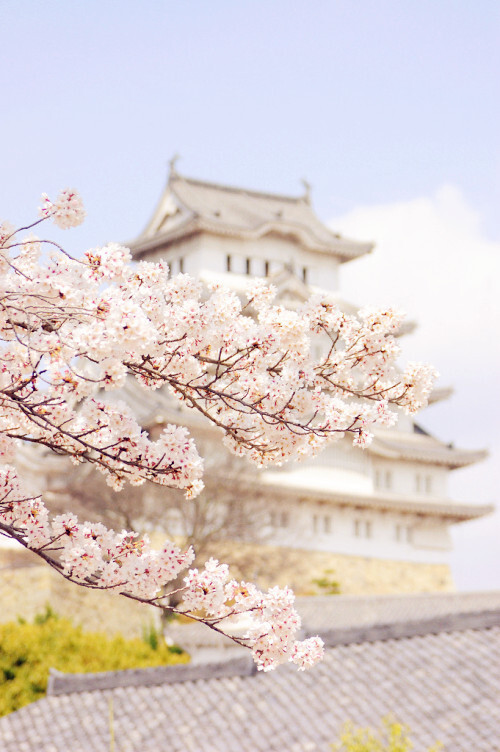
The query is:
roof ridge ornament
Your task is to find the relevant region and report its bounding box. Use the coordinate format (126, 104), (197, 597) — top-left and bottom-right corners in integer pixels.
(168, 154), (181, 181)
(301, 178), (312, 204)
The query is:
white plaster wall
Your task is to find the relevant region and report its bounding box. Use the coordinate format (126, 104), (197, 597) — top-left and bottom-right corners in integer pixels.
(394, 412), (416, 433)
(262, 466), (373, 497)
(267, 501), (451, 564)
(306, 263), (338, 290)
(137, 228), (458, 570)
(146, 236), (204, 276)
(412, 523), (453, 551)
(372, 459), (447, 498)
(316, 440), (372, 475)
(163, 234), (341, 291)
(186, 235), (228, 276)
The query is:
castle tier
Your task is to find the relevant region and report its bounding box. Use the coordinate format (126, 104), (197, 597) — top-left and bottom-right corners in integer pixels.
(125, 166), (492, 593)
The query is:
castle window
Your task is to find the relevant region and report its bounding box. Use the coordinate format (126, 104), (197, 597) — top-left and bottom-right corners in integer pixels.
(226, 254), (232, 272)
(416, 473), (432, 494)
(375, 469), (392, 490)
(395, 524), (413, 543)
(245, 258), (251, 275)
(313, 514), (332, 534)
(354, 519), (372, 538)
(264, 260), (270, 276)
(302, 267), (308, 283)
(179, 257), (184, 273)
(271, 510), (289, 528)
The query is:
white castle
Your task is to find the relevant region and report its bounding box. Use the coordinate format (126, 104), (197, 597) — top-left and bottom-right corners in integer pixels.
(124, 164), (491, 593)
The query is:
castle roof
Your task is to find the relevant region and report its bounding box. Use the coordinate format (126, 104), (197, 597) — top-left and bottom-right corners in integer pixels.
(368, 428), (487, 470)
(115, 377), (487, 474)
(130, 169), (373, 262)
(2, 592), (499, 752)
(259, 470), (493, 522)
(98, 378), (493, 527)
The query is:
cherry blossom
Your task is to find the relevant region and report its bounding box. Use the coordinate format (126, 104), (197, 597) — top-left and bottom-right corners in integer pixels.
(0, 190), (438, 671)
(38, 188), (86, 229)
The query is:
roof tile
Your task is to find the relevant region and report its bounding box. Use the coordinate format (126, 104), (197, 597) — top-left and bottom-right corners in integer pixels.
(2, 596), (500, 751)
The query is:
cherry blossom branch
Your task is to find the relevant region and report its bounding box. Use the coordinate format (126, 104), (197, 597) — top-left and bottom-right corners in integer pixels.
(0, 474), (322, 671)
(0, 189), (437, 671)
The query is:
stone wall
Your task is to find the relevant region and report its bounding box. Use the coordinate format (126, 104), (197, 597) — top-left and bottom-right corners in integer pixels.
(0, 543), (453, 636)
(0, 549), (160, 637)
(203, 541), (454, 595)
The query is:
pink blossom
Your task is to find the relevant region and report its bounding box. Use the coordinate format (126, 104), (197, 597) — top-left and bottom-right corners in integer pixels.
(39, 189), (85, 229)
(291, 636), (325, 670)
(0, 190), (439, 672)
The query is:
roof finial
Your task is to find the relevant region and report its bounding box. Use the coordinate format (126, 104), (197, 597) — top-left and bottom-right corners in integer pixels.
(301, 178), (311, 204)
(168, 154), (181, 181)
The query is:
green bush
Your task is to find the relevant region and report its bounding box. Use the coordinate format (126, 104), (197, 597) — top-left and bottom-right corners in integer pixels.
(311, 568), (341, 594)
(0, 608), (188, 716)
(332, 718), (443, 751)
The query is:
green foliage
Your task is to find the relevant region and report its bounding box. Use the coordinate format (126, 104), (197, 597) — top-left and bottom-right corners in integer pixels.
(142, 622), (160, 651)
(32, 605), (59, 625)
(0, 609), (188, 716)
(312, 568), (341, 595)
(332, 718), (443, 752)
(167, 644), (184, 655)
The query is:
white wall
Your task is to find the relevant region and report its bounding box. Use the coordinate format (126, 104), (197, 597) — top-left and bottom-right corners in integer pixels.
(372, 458), (448, 498)
(156, 233), (341, 292)
(140, 229), (457, 569)
(266, 499), (452, 563)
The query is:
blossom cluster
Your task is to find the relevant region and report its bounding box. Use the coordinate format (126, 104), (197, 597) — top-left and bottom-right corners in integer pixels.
(38, 188), (86, 229)
(0, 190), (437, 670)
(0, 465), (323, 670)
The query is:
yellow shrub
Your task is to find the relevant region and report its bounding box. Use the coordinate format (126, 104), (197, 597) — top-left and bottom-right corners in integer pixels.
(332, 717), (443, 752)
(0, 608), (188, 716)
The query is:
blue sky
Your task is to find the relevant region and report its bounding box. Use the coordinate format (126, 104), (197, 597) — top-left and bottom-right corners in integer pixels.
(2, 1), (498, 243)
(1, 1), (498, 588)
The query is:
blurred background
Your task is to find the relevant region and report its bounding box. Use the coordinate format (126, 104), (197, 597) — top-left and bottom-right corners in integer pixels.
(1, 0), (498, 589)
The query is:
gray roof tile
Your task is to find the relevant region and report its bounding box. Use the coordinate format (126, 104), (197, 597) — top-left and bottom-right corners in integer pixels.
(2, 597), (500, 751)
